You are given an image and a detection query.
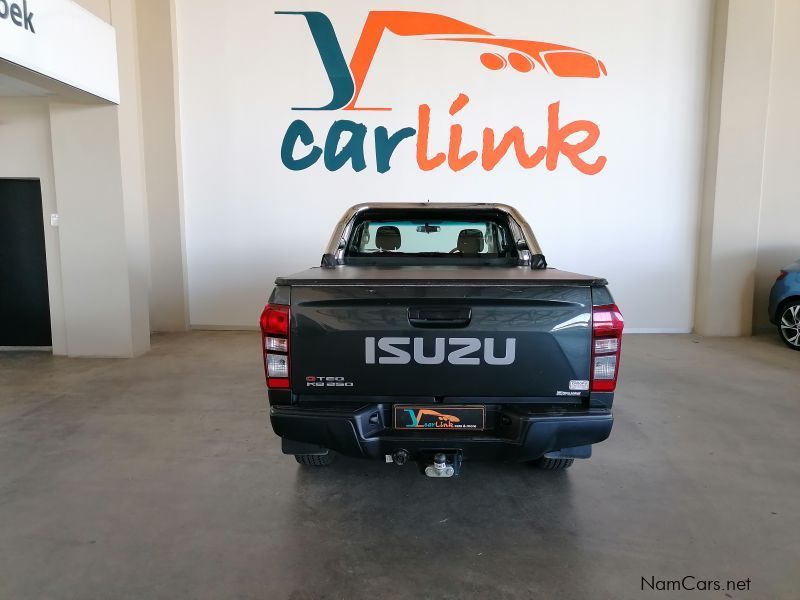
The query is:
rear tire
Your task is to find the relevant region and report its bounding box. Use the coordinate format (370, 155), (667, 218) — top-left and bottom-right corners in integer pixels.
(294, 452), (335, 466)
(535, 457), (574, 470)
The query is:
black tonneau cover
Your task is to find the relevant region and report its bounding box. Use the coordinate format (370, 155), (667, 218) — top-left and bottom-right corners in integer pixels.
(276, 266), (607, 286)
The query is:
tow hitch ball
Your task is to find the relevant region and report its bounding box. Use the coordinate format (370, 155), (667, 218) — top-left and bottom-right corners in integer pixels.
(425, 453), (459, 478)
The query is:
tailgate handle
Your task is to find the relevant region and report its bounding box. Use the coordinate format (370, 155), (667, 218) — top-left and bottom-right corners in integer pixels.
(408, 307), (472, 328)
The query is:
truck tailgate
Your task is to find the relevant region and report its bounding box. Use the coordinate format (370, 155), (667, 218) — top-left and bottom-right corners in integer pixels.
(289, 284), (592, 398)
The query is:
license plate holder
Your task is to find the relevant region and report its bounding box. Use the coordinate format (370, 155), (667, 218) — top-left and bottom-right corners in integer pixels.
(393, 405), (486, 431)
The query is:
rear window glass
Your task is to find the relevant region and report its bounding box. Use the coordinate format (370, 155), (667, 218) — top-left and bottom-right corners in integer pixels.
(345, 214), (518, 263)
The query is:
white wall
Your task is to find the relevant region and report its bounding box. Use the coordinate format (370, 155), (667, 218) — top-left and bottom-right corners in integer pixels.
(2, 0), (192, 356)
(109, 0), (152, 352)
(0, 99), (67, 354)
(78, 0), (190, 333)
(753, 0), (800, 330)
(135, 0), (190, 332)
(73, 0), (110, 20)
(49, 102), (149, 356)
(0, 97), (151, 357)
(694, 0), (776, 337)
(696, 0), (800, 335)
(0, 0), (153, 357)
(176, 0), (713, 331)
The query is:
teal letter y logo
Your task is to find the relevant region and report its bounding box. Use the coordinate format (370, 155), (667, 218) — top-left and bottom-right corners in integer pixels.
(275, 11), (355, 111)
(404, 409), (420, 427)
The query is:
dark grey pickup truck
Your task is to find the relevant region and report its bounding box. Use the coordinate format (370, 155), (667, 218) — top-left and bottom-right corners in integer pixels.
(260, 203), (624, 476)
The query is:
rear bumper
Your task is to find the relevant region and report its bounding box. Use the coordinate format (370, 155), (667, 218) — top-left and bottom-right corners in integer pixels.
(270, 404), (613, 461)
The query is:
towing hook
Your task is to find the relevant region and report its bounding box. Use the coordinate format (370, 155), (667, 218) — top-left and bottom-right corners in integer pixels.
(392, 449), (410, 466)
(425, 452), (456, 478)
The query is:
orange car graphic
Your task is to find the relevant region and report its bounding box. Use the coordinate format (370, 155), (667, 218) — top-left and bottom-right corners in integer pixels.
(278, 10), (606, 112)
(417, 409), (461, 423)
(402, 408), (462, 427)
(346, 11), (607, 110)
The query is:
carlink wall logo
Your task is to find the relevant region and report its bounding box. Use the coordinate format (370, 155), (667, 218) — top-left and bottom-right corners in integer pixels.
(278, 10), (607, 175)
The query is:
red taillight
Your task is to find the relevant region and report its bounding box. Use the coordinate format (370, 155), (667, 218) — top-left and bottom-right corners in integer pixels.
(777, 271), (788, 281)
(260, 304), (290, 389)
(591, 304), (624, 392)
(260, 304), (289, 336)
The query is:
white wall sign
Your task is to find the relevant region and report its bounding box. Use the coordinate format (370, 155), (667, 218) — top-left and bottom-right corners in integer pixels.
(176, 0), (713, 332)
(0, 0), (119, 103)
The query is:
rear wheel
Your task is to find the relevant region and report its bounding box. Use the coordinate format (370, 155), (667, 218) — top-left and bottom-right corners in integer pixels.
(294, 452), (335, 466)
(778, 301), (800, 351)
(534, 457), (574, 470)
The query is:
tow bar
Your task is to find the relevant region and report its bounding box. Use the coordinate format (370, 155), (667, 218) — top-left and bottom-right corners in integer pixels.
(387, 450), (463, 477)
(425, 453), (456, 478)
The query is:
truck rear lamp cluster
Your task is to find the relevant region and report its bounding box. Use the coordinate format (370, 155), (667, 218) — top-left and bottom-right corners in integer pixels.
(260, 304), (290, 389)
(591, 304), (624, 392)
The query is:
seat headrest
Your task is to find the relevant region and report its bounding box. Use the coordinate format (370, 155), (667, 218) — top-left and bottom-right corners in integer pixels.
(457, 229), (485, 254)
(375, 226), (401, 251)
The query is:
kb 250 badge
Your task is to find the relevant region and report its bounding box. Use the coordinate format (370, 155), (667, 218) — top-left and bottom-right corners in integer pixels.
(306, 376), (354, 388)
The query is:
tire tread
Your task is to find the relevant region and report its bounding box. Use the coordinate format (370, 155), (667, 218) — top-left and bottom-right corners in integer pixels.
(294, 452), (335, 466)
(536, 457), (574, 470)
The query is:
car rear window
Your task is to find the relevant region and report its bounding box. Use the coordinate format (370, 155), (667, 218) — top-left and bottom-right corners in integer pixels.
(343, 211), (519, 265)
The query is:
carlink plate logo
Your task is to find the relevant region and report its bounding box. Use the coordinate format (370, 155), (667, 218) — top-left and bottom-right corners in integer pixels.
(276, 10), (608, 175)
(393, 405), (486, 430)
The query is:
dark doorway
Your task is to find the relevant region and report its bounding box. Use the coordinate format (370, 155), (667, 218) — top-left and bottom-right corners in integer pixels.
(0, 179), (52, 347)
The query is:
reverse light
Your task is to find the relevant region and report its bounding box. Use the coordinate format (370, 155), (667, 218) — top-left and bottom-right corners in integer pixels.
(267, 354), (289, 378)
(260, 304), (290, 389)
(593, 355), (617, 380)
(265, 337), (288, 352)
(591, 304), (624, 392)
(593, 338), (618, 354)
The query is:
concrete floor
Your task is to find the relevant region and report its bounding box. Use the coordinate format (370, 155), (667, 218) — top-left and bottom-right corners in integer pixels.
(0, 332), (798, 599)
